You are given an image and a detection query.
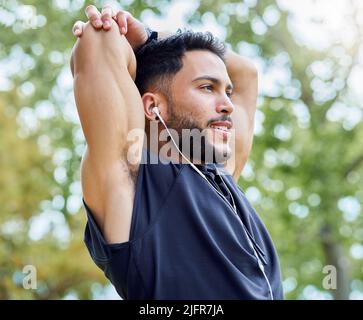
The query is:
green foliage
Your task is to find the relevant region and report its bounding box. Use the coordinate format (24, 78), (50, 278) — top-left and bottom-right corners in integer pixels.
(0, 0), (362, 299)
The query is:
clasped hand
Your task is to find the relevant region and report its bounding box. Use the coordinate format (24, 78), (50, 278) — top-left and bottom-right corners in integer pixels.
(72, 4), (149, 50)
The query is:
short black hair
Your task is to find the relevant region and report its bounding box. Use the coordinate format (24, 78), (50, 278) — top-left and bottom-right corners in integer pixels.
(134, 30), (226, 96)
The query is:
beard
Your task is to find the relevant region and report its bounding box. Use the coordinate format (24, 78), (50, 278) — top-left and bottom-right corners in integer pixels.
(164, 97), (231, 164)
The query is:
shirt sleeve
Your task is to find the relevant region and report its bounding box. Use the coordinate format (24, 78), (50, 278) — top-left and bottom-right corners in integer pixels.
(83, 199), (134, 299)
(83, 199), (131, 275)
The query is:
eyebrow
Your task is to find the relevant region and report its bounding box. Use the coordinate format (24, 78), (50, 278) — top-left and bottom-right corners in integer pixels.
(192, 76), (233, 91)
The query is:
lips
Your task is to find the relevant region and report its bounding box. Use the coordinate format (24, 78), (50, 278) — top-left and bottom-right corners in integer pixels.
(209, 121), (232, 131)
(209, 121), (232, 139)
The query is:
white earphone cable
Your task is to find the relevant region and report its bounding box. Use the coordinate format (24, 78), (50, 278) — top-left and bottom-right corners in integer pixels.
(152, 107), (208, 181)
(152, 106), (273, 299)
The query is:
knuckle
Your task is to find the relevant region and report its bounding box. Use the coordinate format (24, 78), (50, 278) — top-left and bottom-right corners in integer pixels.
(89, 15), (98, 22)
(115, 12), (122, 20)
(101, 16), (111, 23)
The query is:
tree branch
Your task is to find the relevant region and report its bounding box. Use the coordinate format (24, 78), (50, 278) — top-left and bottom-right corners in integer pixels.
(344, 152), (363, 178)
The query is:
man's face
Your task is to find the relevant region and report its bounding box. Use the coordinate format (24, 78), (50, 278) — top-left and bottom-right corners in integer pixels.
(165, 50), (234, 163)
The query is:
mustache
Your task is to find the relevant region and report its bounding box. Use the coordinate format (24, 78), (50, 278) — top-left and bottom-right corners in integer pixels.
(207, 115), (233, 127)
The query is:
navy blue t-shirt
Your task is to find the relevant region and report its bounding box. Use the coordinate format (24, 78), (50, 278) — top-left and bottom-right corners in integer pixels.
(84, 149), (284, 299)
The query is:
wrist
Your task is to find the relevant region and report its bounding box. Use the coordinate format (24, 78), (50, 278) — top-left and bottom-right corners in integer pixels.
(134, 27), (158, 52)
(144, 27), (158, 45)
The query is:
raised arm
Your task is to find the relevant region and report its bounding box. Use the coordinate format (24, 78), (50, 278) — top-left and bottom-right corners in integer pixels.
(71, 19), (144, 243)
(224, 49), (258, 182)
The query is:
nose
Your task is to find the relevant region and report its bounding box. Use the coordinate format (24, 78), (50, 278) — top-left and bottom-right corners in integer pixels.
(216, 95), (234, 115)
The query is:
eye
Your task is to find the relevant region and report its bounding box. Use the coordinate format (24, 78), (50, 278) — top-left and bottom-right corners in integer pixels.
(200, 85), (213, 92)
(226, 91), (232, 98)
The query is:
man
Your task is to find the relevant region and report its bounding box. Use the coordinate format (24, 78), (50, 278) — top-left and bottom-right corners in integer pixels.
(70, 4), (283, 300)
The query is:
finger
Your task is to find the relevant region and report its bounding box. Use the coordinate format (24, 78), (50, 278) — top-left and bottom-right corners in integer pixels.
(101, 5), (114, 29)
(110, 5), (117, 18)
(115, 11), (129, 34)
(72, 21), (85, 37)
(85, 5), (102, 28)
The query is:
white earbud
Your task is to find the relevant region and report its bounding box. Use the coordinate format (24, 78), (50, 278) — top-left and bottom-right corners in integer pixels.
(151, 105), (208, 181)
(152, 106), (161, 121)
(152, 106), (160, 116)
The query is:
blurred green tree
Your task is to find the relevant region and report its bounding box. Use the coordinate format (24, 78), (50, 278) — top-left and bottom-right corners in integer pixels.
(0, 0), (362, 299)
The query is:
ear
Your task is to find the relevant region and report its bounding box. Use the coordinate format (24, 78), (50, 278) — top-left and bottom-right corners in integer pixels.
(142, 92), (168, 121)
